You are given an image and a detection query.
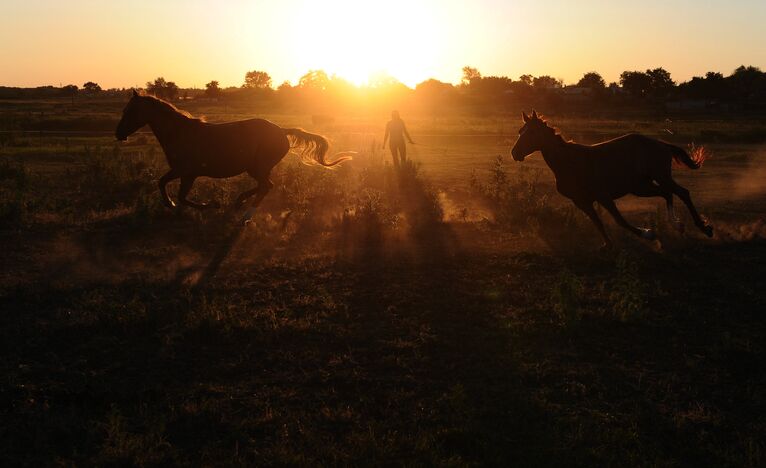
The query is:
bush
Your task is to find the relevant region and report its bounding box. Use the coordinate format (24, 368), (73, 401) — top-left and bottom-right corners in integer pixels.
(470, 155), (549, 229)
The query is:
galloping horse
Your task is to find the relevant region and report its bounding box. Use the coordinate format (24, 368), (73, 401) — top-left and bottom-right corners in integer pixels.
(115, 90), (351, 220)
(511, 111), (713, 248)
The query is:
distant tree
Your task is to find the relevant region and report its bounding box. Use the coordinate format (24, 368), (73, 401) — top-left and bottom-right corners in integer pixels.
(461, 66), (482, 86)
(205, 80), (220, 98)
(731, 65), (762, 82)
(576, 72), (606, 91)
(243, 70), (272, 89)
(146, 77), (178, 99)
(472, 75), (513, 97)
(61, 84), (78, 96)
(414, 79), (455, 113)
(277, 80), (295, 95)
(368, 71), (402, 89)
(82, 81), (101, 95)
(619, 71), (652, 98)
(298, 70), (330, 90)
(532, 75), (562, 89)
(415, 78), (454, 93)
(729, 65), (766, 99)
(646, 67), (675, 97)
(518, 74), (534, 86)
(146, 77), (167, 95)
(706, 71), (724, 81)
(61, 84), (78, 103)
(326, 74), (356, 96)
(164, 81), (179, 100)
(703, 72), (728, 99)
(678, 71), (728, 100)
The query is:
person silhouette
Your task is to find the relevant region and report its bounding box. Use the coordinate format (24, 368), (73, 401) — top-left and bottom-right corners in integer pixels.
(382, 110), (414, 168)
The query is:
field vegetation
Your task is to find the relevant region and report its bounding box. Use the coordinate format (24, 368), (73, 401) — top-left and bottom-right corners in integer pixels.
(1, 98), (765, 466)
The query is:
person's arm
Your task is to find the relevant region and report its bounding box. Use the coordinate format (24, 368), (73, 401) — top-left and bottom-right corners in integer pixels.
(382, 122), (390, 148)
(404, 123), (414, 144)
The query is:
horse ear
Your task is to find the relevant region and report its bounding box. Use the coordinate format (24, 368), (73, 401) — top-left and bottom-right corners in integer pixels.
(522, 112), (530, 123)
(132, 89), (138, 98)
(531, 110), (538, 120)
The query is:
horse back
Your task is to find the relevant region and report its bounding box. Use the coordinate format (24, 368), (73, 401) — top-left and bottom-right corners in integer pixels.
(555, 134), (673, 200)
(166, 118), (290, 178)
(203, 118), (287, 147)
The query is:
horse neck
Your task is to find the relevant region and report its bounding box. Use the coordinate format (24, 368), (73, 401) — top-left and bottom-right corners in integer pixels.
(540, 134), (572, 173)
(146, 107), (193, 146)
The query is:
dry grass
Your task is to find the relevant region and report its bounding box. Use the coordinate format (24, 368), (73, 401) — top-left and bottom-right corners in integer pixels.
(1, 105), (765, 466)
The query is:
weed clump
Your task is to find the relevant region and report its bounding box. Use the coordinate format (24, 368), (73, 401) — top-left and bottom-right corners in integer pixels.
(607, 251), (648, 321)
(470, 155), (548, 228)
(550, 268), (585, 325)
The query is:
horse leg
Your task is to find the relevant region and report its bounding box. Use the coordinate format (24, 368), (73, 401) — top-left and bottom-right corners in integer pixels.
(178, 176), (217, 210)
(632, 180), (682, 232)
(658, 177), (713, 237)
(158, 169), (179, 208)
(598, 198), (655, 240)
(574, 199), (612, 248)
(243, 178), (274, 223)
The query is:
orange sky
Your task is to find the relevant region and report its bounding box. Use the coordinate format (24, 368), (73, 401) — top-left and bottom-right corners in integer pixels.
(1, 0), (765, 88)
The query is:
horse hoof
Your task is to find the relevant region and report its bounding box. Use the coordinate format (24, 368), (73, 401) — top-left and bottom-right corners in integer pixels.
(640, 228), (656, 240)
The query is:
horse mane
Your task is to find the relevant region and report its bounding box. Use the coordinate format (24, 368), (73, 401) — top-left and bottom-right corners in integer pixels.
(142, 94), (205, 123)
(533, 114), (569, 143)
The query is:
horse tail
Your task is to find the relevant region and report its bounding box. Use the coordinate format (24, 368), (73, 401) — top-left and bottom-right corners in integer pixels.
(665, 142), (705, 170)
(284, 128), (353, 167)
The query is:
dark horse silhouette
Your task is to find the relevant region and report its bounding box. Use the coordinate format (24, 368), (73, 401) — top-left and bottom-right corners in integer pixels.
(511, 111), (713, 248)
(115, 90), (352, 220)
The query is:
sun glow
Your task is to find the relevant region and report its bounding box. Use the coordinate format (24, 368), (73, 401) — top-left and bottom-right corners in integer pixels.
(286, 0), (446, 87)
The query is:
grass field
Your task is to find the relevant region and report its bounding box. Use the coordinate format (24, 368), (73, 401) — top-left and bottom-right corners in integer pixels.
(1, 99), (765, 466)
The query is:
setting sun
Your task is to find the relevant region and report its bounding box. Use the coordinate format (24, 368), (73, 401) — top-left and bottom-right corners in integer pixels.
(284, 0), (446, 86)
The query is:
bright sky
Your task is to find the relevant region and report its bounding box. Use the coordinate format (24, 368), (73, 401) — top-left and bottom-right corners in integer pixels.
(1, 0), (764, 89)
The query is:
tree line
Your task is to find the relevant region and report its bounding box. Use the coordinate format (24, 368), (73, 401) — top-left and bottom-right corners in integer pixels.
(1, 65), (764, 112)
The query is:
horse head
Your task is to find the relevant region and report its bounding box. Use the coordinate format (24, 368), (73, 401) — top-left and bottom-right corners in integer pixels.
(511, 110), (555, 161)
(115, 90), (149, 141)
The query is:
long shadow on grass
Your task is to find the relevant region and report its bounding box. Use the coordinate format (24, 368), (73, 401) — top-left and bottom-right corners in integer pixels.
(173, 221), (245, 290)
(2, 237), (764, 465)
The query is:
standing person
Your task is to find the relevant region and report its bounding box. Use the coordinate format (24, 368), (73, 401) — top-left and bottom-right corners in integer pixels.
(382, 110), (415, 169)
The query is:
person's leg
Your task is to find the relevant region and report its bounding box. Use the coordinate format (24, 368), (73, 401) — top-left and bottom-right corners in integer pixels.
(390, 144), (400, 169)
(399, 141), (407, 165)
